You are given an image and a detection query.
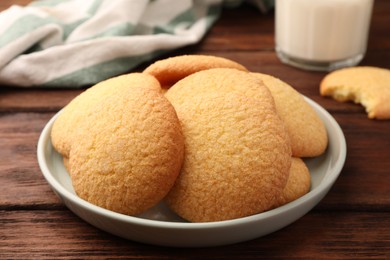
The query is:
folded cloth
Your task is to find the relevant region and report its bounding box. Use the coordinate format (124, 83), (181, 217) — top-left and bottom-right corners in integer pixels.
(0, 0), (274, 88)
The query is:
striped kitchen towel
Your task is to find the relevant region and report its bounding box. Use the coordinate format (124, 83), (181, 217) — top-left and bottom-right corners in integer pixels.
(0, 0), (274, 88)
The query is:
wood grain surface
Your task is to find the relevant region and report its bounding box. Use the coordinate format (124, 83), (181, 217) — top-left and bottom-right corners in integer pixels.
(1, 0), (389, 259)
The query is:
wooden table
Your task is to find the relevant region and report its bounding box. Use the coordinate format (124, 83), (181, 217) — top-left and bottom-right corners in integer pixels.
(1, 1), (389, 259)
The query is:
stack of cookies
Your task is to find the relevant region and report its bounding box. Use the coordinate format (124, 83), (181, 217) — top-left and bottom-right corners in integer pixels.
(51, 55), (328, 222)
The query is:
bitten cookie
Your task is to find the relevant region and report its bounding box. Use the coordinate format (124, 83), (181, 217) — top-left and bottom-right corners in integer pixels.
(51, 74), (184, 216)
(320, 66), (390, 119)
(143, 55), (248, 88)
(274, 157), (311, 208)
(252, 73), (328, 157)
(165, 71), (291, 222)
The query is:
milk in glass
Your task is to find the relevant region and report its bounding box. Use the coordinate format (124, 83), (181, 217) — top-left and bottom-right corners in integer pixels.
(275, 0), (374, 71)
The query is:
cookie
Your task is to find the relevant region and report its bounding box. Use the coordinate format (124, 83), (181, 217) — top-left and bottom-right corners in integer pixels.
(252, 73), (328, 157)
(143, 55), (248, 88)
(165, 72), (291, 222)
(165, 68), (275, 111)
(51, 73), (161, 157)
(52, 74), (184, 216)
(274, 157), (311, 207)
(320, 66), (390, 119)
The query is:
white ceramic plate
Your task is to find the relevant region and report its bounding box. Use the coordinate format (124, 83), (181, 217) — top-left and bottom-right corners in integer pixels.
(37, 97), (346, 247)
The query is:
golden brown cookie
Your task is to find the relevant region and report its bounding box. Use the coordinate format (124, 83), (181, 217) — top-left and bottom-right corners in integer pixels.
(274, 157), (311, 208)
(52, 74), (184, 216)
(165, 71), (291, 222)
(143, 55), (248, 88)
(51, 73), (161, 157)
(252, 73), (328, 157)
(320, 66), (390, 119)
(165, 68), (275, 111)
